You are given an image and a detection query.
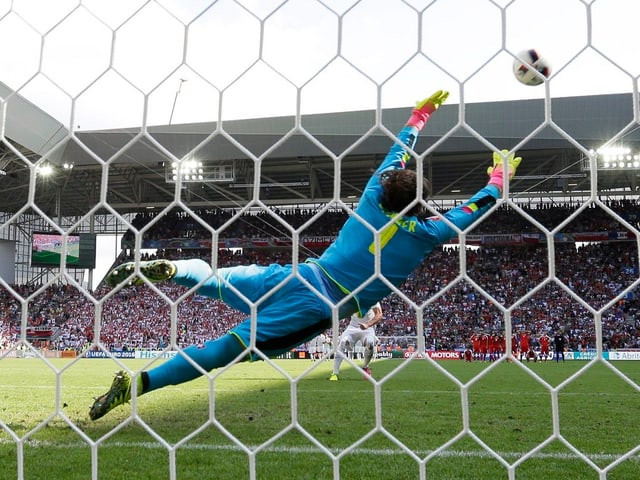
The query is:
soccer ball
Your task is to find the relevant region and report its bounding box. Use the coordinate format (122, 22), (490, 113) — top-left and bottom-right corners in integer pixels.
(512, 49), (551, 86)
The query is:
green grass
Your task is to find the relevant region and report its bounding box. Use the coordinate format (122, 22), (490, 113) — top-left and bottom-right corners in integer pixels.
(1, 357), (640, 479)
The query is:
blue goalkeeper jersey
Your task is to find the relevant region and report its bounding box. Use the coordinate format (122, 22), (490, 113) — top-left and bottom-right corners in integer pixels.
(309, 125), (500, 314)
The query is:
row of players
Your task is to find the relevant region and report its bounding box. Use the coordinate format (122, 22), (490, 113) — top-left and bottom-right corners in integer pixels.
(467, 330), (567, 363)
(310, 302), (571, 382)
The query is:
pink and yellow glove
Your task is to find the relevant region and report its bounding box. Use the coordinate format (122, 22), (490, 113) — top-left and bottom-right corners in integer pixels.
(407, 90), (449, 130)
(487, 149), (522, 189)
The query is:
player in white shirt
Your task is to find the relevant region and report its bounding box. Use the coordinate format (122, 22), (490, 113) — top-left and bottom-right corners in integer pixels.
(329, 302), (382, 380)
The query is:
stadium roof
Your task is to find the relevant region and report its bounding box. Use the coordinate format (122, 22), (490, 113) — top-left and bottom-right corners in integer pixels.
(1, 85), (638, 217)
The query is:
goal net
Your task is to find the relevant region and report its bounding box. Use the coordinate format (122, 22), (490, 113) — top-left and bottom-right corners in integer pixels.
(1, 1), (639, 479)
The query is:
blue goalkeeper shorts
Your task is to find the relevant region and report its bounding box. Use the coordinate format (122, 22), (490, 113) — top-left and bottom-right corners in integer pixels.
(171, 259), (349, 358)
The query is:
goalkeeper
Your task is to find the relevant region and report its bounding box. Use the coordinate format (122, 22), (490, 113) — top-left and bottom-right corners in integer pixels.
(90, 89), (522, 420)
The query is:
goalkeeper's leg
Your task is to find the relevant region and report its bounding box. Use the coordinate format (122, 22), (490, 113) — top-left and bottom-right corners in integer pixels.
(89, 334), (246, 420)
(143, 334), (246, 393)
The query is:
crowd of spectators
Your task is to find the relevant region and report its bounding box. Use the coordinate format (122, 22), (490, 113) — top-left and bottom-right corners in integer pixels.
(1, 240), (639, 354)
(121, 199), (640, 243)
(122, 207), (348, 243)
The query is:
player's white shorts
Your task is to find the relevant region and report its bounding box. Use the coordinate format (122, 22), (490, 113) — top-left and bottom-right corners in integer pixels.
(339, 325), (378, 350)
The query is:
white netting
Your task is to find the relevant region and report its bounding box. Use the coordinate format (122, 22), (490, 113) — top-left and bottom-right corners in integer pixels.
(1, 1), (640, 479)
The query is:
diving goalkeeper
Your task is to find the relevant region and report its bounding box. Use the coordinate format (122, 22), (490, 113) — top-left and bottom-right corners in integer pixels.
(90, 89), (522, 420)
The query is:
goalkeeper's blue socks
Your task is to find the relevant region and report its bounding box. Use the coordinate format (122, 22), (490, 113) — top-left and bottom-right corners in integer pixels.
(141, 334), (245, 393)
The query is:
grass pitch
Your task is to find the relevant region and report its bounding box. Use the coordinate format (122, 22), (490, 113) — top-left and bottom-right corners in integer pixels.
(1, 356), (640, 479)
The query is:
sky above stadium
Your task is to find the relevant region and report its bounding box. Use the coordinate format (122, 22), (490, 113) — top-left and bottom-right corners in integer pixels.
(0, 0), (638, 131)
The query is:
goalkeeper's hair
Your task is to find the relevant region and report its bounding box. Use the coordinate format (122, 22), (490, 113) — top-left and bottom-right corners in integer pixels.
(380, 169), (430, 217)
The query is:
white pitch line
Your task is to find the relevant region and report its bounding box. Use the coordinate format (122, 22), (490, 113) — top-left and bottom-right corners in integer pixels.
(0, 437), (638, 462)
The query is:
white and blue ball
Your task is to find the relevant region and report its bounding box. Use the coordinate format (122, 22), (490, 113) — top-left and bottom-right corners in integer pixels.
(513, 49), (551, 86)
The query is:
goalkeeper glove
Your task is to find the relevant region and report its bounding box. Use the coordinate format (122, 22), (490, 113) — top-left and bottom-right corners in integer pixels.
(487, 149), (522, 189)
(407, 90), (449, 130)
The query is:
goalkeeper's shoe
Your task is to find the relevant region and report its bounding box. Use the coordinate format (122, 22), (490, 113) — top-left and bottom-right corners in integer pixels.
(363, 367), (371, 377)
(89, 370), (132, 421)
(106, 259), (176, 287)
(329, 374), (339, 381)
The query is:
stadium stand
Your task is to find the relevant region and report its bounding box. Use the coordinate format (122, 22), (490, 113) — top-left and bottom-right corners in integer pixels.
(2, 204), (638, 354)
